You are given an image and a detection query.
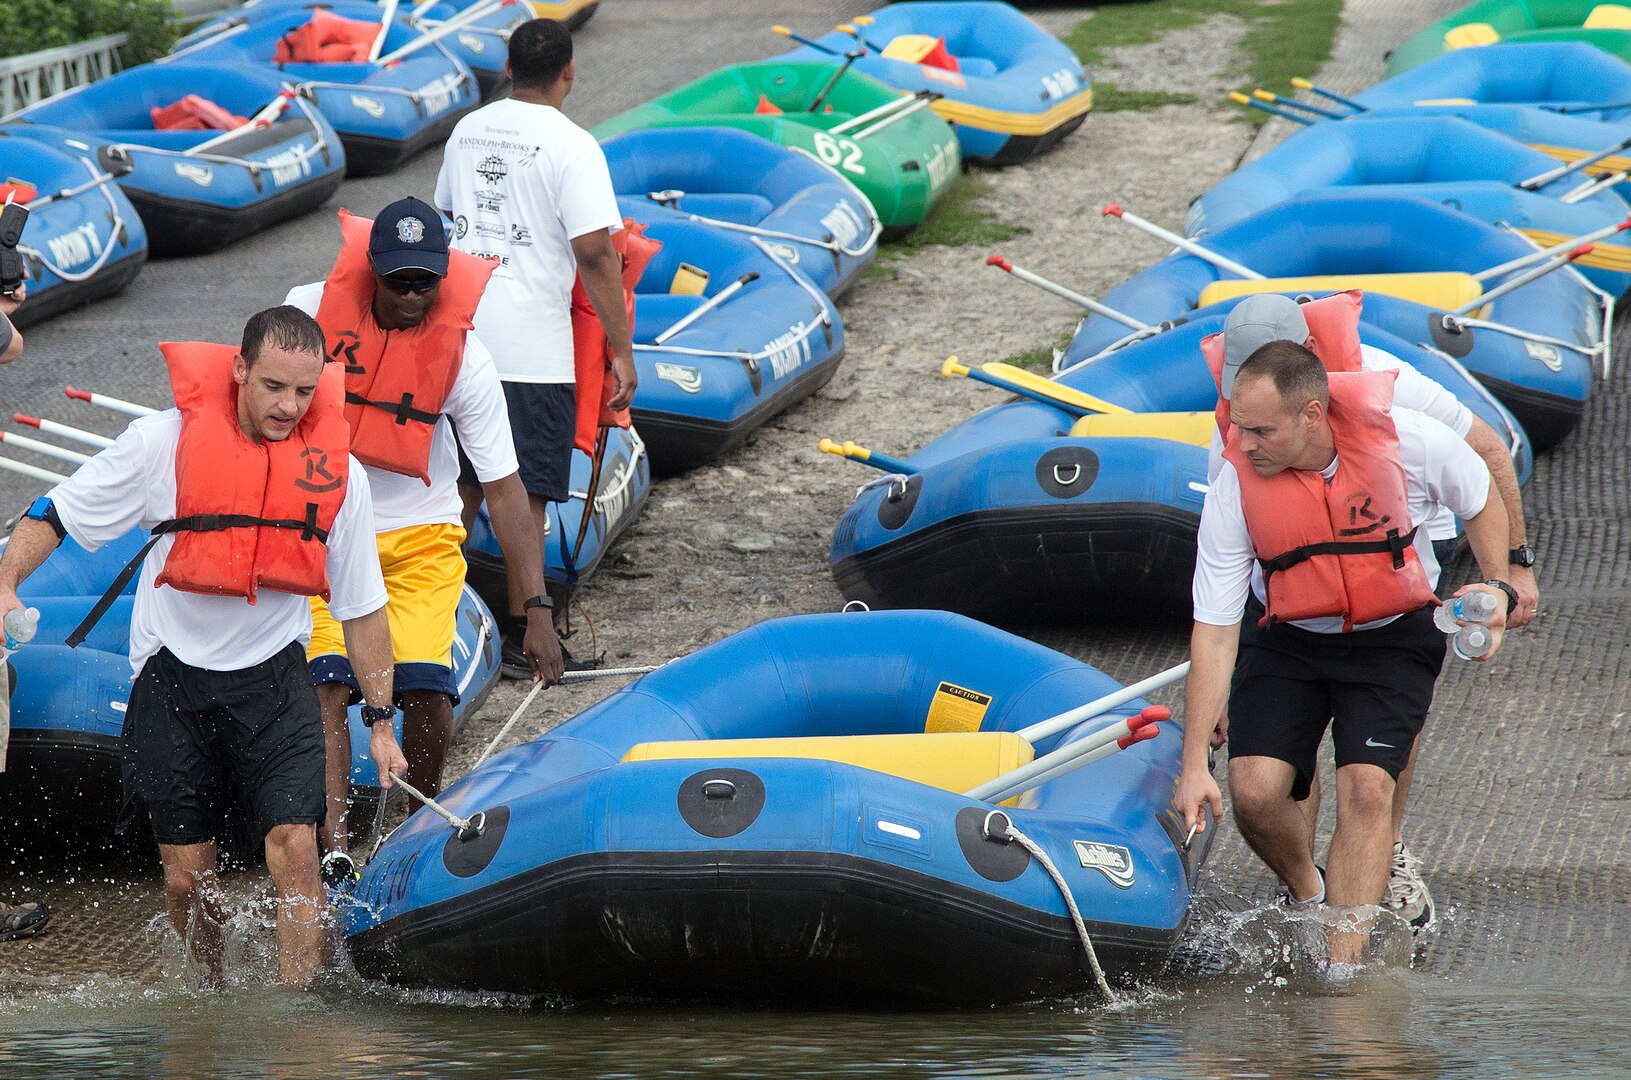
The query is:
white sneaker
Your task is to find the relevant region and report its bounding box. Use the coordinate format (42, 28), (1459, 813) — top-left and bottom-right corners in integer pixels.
(1384, 842), (1436, 932)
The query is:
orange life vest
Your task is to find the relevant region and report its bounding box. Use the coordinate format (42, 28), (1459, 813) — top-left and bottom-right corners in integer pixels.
(150, 94), (248, 132)
(1224, 369), (1438, 630)
(1202, 289), (1367, 434)
(314, 209), (495, 484)
(274, 9), (379, 65)
(570, 218), (660, 453)
(153, 341), (349, 603)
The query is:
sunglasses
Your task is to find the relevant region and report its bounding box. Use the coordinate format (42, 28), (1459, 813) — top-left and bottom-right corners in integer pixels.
(381, 273), (441, 295)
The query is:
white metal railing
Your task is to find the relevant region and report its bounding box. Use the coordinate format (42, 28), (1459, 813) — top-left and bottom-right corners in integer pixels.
(0, 33), (128, 116)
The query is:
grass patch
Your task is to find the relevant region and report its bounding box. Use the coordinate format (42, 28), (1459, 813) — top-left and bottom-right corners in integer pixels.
(889, 172), (1027, 253)
(1002, 327), (1077, 372)
(1065, 0), (1344, 124)
(1091, 84), (1198, 113)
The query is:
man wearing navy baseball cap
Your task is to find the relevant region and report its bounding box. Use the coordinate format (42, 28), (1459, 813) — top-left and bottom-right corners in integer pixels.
(283, 197), (562, 885)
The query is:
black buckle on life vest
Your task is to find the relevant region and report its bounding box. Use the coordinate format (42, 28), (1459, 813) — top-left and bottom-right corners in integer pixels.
(1255, 525), (1421, 628)
(345, 389), (439, 427)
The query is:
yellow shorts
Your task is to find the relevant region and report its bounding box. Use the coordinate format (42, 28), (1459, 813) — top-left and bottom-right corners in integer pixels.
(308, 523), (468, 698)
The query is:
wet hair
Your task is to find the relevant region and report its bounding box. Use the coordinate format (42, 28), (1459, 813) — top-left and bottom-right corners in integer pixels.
(508, 18), (573, 88)
(241, 306), (326, 367)
(1234, 338), (1328, 413)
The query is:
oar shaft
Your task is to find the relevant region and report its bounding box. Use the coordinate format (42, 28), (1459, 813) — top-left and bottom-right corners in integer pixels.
(1103, 204), (1265, 280)
(1560, 171), (1630, 204)
(0, 430), (89, 465)
(772, 24), (844, 56)
(1252, 90), (1344, 121)
(1290, 77), (1365, 112)
(0, 455), (70, 485)
(65, 386), (158, 417)
(830, 92), (920, 135)
(1017, 661), (1190, 743)
(809, 54), (858, 114)
(378, 0), (508, 64)
(652, 272), (756, 345)
(851, 93), (936, 141)
(986, 255), (1147, 330)
(190, 90), (297, 155)
(1227, 91), (1313, 126)
(968, 715), (1165, 804)
(958, 364), (1088, 417)
(1454, 246), (1589, 317)
(1517, 136), (1631, 190)
(369, 0), (401, 61)
(12, 414), (112, 448)
(1475, 220), (1629, 281)
(818, 438), (917, 474)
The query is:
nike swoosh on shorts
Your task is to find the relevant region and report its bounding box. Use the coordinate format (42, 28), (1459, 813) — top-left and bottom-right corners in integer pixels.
(1365, 737), (1394, 748)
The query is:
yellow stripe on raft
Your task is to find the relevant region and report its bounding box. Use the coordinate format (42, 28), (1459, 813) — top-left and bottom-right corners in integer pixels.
(1521, 228), (1631, 272)
(929, 87), (1094, 137)
(530, 0), (596, 19)
(1068, 411), (1216, 447)
(1528, 143), (1631, 177)
(1198, 271), (1484, 313)
(624, 731), (1035, 796)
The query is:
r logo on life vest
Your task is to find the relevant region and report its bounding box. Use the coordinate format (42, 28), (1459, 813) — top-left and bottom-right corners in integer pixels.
(297, 448), (344, 493)
(330, 331), (364, 374)
(1339, 494), (1390, 537)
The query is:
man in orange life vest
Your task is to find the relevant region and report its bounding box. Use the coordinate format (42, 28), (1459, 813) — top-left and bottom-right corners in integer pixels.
(0, 308), (406, 987)
(1175, 340), (1514, 968)
(286, 197), (563, 880)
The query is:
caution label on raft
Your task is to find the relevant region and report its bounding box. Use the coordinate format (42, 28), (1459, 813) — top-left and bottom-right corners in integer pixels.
(926, 682), (992, 733)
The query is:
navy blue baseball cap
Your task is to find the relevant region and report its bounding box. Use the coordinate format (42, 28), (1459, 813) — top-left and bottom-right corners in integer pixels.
(368, 196), (449, 277)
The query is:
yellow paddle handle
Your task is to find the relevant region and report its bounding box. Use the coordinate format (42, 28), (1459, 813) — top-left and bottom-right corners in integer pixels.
(1252, 89), (1276, 102)
(838, 23), (859, 36)
(853, 14), (875, 26)
(1291, 77), (1313, 90)
(771, 24), (792, 36)
(1228, 92), (1252, 106)
(941, 355), (970, 379)
(818, 438), (870, 461)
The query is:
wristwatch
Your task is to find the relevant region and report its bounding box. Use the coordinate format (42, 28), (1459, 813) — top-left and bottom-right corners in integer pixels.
(361, 702), (397, 728)
(523, 594), (553, 612)
(1509, 543), (1536, 568)
(1484, 579), (1519, 616)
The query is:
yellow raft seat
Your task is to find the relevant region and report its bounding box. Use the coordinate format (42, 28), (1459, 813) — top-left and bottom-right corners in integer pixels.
(1067, 411), (1214, 446)
(625, 731), (1033, 796)
(1197, 271), (1484, 314)
(1585, 5), (1631, 29)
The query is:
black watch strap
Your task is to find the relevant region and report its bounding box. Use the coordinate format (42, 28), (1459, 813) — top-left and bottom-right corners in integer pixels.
(1484, 579), (1519, 616)
(361, 703), (396, 728)
(523, 594), (553, 612)
(1509, 543), (1535, 568)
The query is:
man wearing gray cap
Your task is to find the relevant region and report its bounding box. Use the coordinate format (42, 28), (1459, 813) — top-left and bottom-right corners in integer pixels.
(1199, 293), (1538, 934)
(1175, 328), (1518, 972)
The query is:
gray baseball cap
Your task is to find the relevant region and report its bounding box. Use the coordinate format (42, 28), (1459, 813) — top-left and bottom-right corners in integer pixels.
(1219, 294), (1309, 399)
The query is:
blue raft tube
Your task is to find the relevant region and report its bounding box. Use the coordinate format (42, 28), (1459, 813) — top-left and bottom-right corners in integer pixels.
(0, 528), (500, 841)
(827, 313), (1528, 621)
(462, 423), (651, 618)
(6, 63), (346, 257)
(602, 126), (881, 298)
(175, 0), (528, 100)
(1070, 191), (1609, 452)
(777, 1), (1092, 164)
(1188, 114), (1631, 297)
(0, 132), (147, 327)
(628, 217), (846, 474)
(1351, 41), (1631, 119)
(172, 2), (480, 176)
(343, 609), (1211, 1005)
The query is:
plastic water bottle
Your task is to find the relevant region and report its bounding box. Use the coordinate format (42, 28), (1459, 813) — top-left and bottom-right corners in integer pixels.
(1433, 591), (1498, 660)
(1, 606), (39, 658)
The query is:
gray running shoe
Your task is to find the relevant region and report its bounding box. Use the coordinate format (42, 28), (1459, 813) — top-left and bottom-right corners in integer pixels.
(320, 850), (360, 892)
(0, 900), (50, 941)
(1384, 842), (1436, 932)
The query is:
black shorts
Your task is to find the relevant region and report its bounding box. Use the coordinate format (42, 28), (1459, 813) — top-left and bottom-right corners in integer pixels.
(457, 381), (575, 503)
(1227, 600), (1447, 801)
(121, 643), (326, 846)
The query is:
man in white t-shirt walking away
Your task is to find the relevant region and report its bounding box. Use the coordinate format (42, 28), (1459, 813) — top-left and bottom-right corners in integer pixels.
(435, 17), (635, 677)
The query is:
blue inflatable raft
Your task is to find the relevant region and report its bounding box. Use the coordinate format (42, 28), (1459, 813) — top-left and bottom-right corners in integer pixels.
(344, 610), (1211, 1004)
(1070, 193), (1608, 451)
(7, 63), (345, 257)
(173, 5), (480, 176)
(778, 1), (1092, 164)
(603, 127), (881, 298)
(1188, 115), (1631, 296)
(176, 0), (526, 100)
(629, 218), (845, 473)
(830, 315), (1529, 620)
(463, 424), (651, 615)
(0, 132), (147, 327)
(1352, 41), (1631, 119)
(0, 530), (500, 839)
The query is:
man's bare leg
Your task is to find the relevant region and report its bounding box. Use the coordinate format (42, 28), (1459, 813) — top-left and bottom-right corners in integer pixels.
(1227, 755), (1324, 903)
(315, 682), (352, 853)
(1324, 763), (1396, 966)
(158, 841), (225, 985)
(401, 689), (453, 798)
(1392, 737), (1421, 843)
(263, 822), (324, 988)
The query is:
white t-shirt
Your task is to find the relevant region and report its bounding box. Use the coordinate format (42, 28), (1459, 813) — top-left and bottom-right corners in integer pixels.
(284, 281), (519, 533)
(434, 99), (621, 384)
(48, 412), (387, 678)
(1192, 408), (1491, 634)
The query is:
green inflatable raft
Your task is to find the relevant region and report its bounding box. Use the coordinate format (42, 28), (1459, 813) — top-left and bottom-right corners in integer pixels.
(592, 62), (962, 233)
(1387, 0), (1631, 75)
